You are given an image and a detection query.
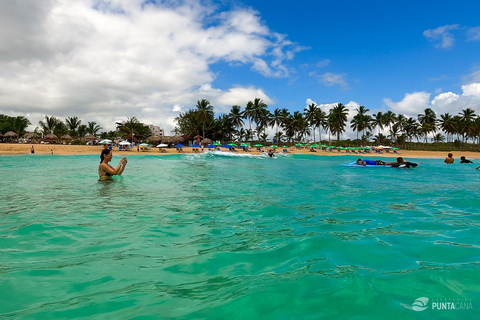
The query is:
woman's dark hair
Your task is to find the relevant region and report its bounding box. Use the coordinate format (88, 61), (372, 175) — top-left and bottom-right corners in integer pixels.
(100, 149), (111, 163)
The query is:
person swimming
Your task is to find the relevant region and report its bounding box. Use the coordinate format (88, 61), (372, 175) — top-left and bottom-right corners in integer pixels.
(356, 158), (385, 166)
(460, 156), (473, 163)
(98, 149), (127, 180)
(444, 153), (454, 164)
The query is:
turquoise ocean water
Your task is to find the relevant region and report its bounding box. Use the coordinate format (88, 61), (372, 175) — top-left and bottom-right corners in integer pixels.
(0, 152), (479, 319)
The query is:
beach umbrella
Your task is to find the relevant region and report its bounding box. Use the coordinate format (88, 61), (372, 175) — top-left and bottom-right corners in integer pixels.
(99, 139), (112, 144)
(4, 131), (18, 138)
(311, 144), (319, 148)
(270, 145), (278, 148)
(201, 138), (212, 146)
(156, 143), (168, 148)
(174, 143), (185, 147)
(192, 144), (201, 148)
(392, 147), (399, 150)
(228, 143), (237, 147)
(253, 144), (263, 147)
(295, 143), (303, 146)
(212, 142), (221, 146)
(139, 143), (150, 147)
(206, 144), (215, 148)
(44, 133), (58, 142)
(146, 135), (161, 144)
(119, 141), (131, 146)
(282, 145), (289, 148)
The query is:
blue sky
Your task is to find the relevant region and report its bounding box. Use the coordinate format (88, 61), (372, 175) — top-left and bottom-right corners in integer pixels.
(216, 0), (480, 111)
(1, 0), (480, 135)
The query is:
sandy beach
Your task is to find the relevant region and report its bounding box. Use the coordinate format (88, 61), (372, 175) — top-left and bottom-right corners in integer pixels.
(1, 143), (479, 159)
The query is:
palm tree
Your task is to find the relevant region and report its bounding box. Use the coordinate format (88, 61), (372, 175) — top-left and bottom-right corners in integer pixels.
(269, 108), (285, 140)
(228, 105), (244, 131)
(418, 108), (437, 143)
(383, 111), (397, 134)
(195, 99), (214, 138)
(439, 113), (455, 143)
(87, 121), (103, 136)
(372, 112), (384, 135)
(255, 108), (271, 140)
(65, 116), (82, 138)
(12, 116), (31, 136)
(38, 115), (60, 136)
(431, 133), (445, 143)
(304, 103), (318, 142)
(118, 117), (142, 143)
(328, 103), (349, 143)
(313, 108), (327, 142)
(77, 124), (88, 140)
(458, 108), (476, 142)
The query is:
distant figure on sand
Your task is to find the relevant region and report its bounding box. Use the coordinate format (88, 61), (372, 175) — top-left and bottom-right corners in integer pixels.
(444, 153), (454, 164)
(98, 149), (127, 181)
(460, 156), (473, 163)
(31, 145), (34, 154)
(50, 149), (53, 155)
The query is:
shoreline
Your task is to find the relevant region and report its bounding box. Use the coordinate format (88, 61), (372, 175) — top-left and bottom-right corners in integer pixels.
(1, 143), (479, 159)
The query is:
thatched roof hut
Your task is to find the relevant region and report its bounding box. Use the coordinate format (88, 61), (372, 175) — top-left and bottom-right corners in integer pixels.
(171, 135), (185, 144)
(4, 131), (18, 138)
(200, 138), (212, 146)
(84, 135), (96, 141)
(44, 133), (58, 142)
(60, 134), (73, 140)
(146, 135), (161, 144)
(24, 132), (40, 140)
(0, 132), (3, 138)
(161, 136), (172, 144)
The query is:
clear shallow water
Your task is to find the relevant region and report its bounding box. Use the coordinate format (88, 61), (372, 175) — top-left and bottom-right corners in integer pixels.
(1, 152), (479, 319)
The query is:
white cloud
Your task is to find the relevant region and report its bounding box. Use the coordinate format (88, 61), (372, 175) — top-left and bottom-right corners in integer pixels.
(423, 24), (459, 49)
(309, 72), (348, 88)
(216, 87), (273, 110)
(172, 105), (183, 112)
(316, 59), (331, 68)
(0, 0), (302, 134)
(384, 92), (431, 116)
(467, 26), (480, 41)
(383, 83), (480, 120)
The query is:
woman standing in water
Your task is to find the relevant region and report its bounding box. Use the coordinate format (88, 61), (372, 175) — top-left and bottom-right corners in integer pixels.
(98, 149), (127, 180)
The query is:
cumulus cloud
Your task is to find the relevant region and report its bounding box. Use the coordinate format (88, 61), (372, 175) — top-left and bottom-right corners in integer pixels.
(0, 0), (302, 133)
(383, 83), (480, 119)
(423, 24), (459, 49)
(384, 92), (431, 116)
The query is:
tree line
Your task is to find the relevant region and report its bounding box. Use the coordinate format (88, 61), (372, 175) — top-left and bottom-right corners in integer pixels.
(174, 99), (480, 148)
(0, 115), (152, 143)
(2, 100), (480, 149)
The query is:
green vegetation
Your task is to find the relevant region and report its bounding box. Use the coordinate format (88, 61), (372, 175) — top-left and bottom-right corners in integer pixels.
(0, 114), (151, 144)
(174, 100), (480, 151)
